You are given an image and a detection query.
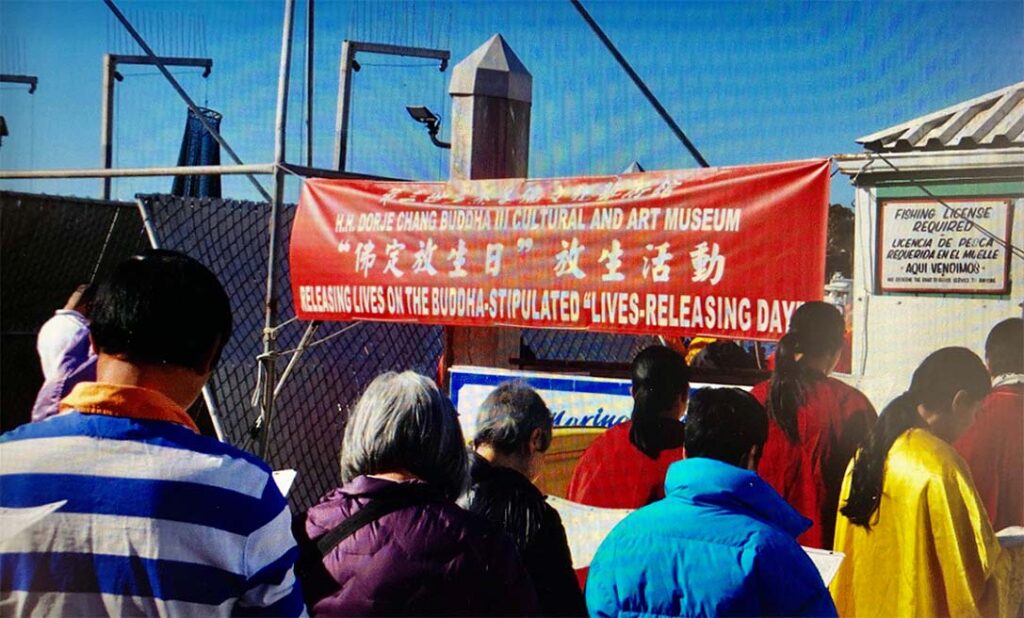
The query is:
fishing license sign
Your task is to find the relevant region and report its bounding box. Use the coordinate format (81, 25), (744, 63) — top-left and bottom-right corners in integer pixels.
(877, 198), (1013, 294)
(289, 159), (829, 339)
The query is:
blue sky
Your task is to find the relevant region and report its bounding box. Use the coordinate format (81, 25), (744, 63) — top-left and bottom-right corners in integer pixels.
(1, 0), (1021, 206)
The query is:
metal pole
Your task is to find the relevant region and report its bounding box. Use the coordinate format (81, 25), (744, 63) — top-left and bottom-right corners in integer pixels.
(109, 55), (213, 74)
(136, 198), (228, 442)
(305, 0), (315, 167)
(257, 0), (297, 461)
(101, 55), (115, 200)
(201, 385), (228, 443)
(569, 0), (709, 168)
(0, 163), (275, 180)
(278, 162), (401, 181)
(103, 0), (273, 202)
(0, 74), (39, 93)
(274, 321), (321, 398)
(333, 40), (354, 171)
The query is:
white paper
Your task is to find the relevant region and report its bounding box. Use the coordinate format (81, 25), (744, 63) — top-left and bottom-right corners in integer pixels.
(0, 500), (68, 546)
(996, 526), (1024, 548)
(546, 495), (633, 569)
(802, 546), (845, 586)
(273, 469), (297, 497)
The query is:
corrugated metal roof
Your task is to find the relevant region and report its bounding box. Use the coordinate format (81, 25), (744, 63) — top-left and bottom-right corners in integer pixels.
(858, 81), (1024, 152)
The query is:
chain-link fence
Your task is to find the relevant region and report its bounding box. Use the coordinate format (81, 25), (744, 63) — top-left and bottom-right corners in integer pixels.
(0, 191), (152, 432)
(138, 194), (444, 511)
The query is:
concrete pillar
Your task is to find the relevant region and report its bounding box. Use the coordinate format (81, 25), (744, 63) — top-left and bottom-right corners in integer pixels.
(449, 34), (531, 180)
(445, 34), (531, 373)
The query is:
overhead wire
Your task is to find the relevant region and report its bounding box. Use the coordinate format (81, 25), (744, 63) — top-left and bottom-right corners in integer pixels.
(569, 0), (709, 168)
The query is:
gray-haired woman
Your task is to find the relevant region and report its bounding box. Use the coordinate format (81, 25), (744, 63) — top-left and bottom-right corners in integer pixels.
(294, 371), (538, 616)
(463, 382), (587, 617)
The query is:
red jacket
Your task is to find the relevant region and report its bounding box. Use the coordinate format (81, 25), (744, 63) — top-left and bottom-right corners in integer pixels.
(954, 380), (1024, 530)
(566, 420), (685, 509)
(751, 377), (876, 549)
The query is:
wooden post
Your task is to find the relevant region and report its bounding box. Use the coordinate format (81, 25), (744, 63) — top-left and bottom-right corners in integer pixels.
(445, 34), (532, 377)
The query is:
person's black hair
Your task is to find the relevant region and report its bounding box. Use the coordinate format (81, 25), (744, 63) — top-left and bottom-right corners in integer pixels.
(473, 381), (553, 455)
(89, 249), (232, 373)
(691, 340), (758, 370)
(684, 387), (768, 467)
(985, 317), (1023, 377)
(767, 301), (845, 443)
(629, 345), (690, 459)
(840, 347), (990, 528)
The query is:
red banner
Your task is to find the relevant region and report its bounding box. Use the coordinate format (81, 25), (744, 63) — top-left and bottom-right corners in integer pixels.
(289, 159), (829, 340)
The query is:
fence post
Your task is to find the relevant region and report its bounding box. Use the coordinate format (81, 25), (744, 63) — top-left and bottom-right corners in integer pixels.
(445, 34), (531, 377)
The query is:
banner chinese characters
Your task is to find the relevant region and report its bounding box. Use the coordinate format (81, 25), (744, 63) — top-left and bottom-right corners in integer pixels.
(289, 158), (830, 340)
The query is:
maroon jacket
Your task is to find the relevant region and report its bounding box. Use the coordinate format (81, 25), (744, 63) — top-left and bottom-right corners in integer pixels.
(955, 380), (1024, 530)
(298, 475), (538, 616)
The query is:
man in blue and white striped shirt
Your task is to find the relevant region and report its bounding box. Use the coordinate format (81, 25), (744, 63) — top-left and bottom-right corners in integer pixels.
(0, 250), (305, 616)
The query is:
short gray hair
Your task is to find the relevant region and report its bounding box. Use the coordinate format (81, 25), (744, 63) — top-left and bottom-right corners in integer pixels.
(340, 371), (468, 500)
(472, 382), (553, 455)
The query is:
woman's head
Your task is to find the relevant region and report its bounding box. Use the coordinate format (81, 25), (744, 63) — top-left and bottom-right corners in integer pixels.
(629, 345), (690, 458)
(907, 346), (991, 442)
(768, 301), (845, 443)
(340, 371), (467, 500)
(473, 382), (553, 479)
(841, 347), (990, 528)
(780, 301), (845, 370)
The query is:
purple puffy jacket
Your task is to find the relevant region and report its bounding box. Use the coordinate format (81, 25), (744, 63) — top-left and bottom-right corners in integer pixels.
(298, 475), (539, 616)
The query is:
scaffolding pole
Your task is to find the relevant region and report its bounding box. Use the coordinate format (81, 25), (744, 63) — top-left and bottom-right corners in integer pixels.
(305, 0), (315, 167)
(0, 163), (400, 181)
(102, 0), (273, 202)
(0, 164), (274, 180)
(257, 0), (297, 461)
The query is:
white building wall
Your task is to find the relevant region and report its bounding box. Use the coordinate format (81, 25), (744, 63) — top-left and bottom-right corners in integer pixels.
(841, 180), (1023, 411)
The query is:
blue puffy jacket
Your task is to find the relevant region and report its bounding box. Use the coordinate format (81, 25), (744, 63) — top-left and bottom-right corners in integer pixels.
(586, 458), (838, 617)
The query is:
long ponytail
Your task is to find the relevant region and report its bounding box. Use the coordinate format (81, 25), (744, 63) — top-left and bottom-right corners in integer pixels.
(839, 392), (924, 526)
(767, 302), (844, 443)
(840, 347), (990, 528)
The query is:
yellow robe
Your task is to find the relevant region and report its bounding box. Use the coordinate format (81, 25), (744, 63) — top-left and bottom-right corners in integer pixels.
(830, 428), (1011, 618)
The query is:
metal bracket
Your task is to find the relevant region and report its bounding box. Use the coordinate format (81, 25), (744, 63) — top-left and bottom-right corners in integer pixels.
(333, 40), (451, 171)
(0, 74), (39, 94)
(101, 53), (215, 199)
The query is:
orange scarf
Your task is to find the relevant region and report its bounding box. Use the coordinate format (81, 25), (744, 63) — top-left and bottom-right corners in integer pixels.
(59, 382), (199, 432)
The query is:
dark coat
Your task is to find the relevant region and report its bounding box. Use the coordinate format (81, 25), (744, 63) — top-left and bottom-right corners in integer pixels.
(464, 453), (587, 617)
(297, 475), (538, 617)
